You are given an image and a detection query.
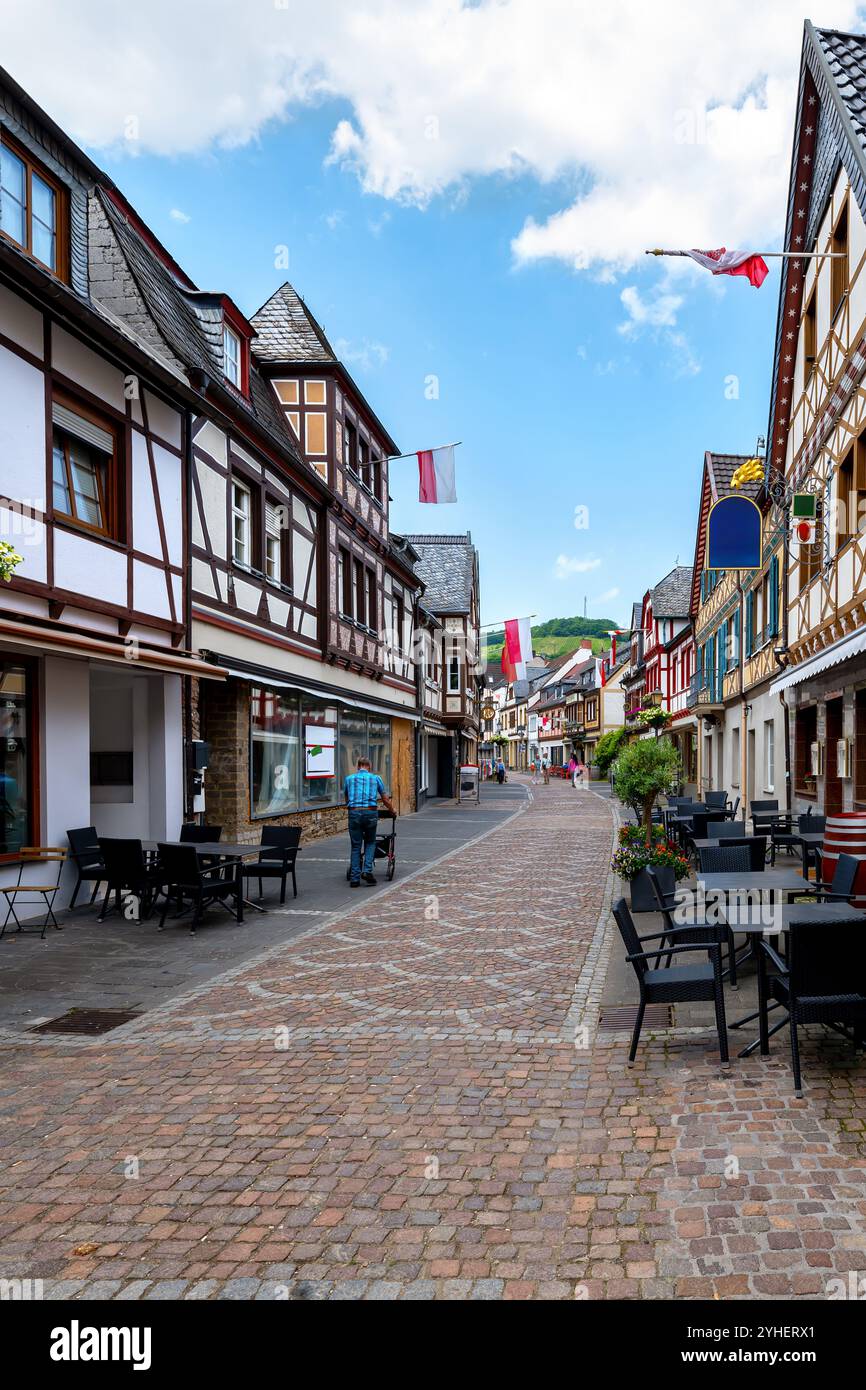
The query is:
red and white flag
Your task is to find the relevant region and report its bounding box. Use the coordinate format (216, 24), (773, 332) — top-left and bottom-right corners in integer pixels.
(417, 445), (457, 503)
(684, 247), (769, 288)
(501, 616), (533, 682)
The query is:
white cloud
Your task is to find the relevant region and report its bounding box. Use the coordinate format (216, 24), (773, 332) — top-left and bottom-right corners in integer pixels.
(618, 283), (700, 374)
(595, 586), (620, 603)
(169, 208), (190, 223)
(554, 554), (602, 579)
(324, 209), (345, 230)
(4, 1), (863, 278)
(333, 337), (389, 371)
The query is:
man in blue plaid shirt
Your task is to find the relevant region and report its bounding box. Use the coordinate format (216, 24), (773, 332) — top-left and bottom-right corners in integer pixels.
(344, 756), (394, 886)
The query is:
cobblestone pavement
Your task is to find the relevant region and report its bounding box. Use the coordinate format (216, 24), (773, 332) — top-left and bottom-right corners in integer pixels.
(2, 777), (866, 1301)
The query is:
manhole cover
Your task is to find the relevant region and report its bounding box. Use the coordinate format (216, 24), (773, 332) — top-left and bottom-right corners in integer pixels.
(598, 1004), (674, 1032)
(29, 1008), (142, 1035)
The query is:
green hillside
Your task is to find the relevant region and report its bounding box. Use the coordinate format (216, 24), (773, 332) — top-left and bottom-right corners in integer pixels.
(482, 617), (619, 664)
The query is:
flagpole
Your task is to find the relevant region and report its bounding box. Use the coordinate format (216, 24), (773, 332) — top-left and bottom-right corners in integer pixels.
(645, 249), (846, 258)
(386, 440), (462, 461)
(480, 614), (537, 630)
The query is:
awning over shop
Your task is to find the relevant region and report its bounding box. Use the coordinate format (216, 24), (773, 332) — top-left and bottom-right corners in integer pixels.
(423, 719), (450, 737)
(0, 615), (228, 680)
(223, 666), (421, 722)
(769, 629), (866, 696)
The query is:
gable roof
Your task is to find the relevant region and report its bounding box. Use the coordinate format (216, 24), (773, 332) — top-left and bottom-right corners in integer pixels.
(249, 282), (336, 364)
(402, 533), (477, 613)
(649, 565), (693, 618)
(766, 21), (866, 481)
(95, 192), (314, 478)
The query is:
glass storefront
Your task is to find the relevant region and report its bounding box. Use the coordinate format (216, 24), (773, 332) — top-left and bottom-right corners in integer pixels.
(0, 661), (30, 856)
(251, 687), (300, 817)
(250, 685), (393, 817)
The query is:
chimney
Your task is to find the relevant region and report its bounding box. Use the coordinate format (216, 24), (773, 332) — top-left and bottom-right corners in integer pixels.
(580, 639), (592, 650)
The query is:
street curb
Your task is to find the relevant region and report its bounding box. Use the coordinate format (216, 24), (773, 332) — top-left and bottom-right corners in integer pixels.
(559, 784), (621, 1044)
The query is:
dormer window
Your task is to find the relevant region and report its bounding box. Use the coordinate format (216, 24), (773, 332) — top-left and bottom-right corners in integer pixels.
(223, 324), (242, 388)
(1, 132), (65, 278)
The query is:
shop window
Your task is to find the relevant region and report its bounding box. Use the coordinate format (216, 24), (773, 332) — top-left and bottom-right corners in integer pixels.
(368, 717), (391, 791)
(794, 703), (818, 796)
(52, 396), (119, 538)
(0, 131), (66, 278)
(251, 687), (300, 817)
(302, 697), (339, 807)
(0, 661), (32, 857)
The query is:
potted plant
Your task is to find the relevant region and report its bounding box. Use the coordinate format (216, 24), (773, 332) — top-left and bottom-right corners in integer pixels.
(0, 540), (23, 583)
(611, 735), (686, 910)
(634, 704), (671, 735)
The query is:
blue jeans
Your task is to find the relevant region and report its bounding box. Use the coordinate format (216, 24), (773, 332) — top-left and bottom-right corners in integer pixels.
(348, 808), (378, 882)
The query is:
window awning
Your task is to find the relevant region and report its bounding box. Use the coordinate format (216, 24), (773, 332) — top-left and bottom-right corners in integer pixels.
(0, 615), (228, 680)
(423, 719), (450, 737)
(769, 628), (866, 696)
(223, 667), (420, 722)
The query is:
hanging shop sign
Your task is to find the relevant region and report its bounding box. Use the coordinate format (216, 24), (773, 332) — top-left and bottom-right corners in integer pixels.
(705, 494), (762, 570)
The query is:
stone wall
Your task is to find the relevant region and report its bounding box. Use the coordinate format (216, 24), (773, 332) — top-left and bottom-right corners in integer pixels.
(200, 678), (415, 844)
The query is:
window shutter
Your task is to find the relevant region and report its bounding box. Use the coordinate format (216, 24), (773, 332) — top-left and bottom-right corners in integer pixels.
(769, 555), (779, 636)
(734, 608), (741, 664)
(745, 591), (754, 658)
(265, 500), (281, 536)
(52, 402), (113, 455)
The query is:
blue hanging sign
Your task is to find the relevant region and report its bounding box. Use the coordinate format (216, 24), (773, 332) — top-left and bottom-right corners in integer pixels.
(705, 494), (762, 570)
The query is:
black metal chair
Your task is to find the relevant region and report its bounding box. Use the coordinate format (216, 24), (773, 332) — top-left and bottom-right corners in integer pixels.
(698, 841), (765, 874)
(770, 812), (825, 867)
(705, 820), (746, 841)
(613, 897), (729, 1065)
(243, 827), (301, 903)
(794, 851), (859, 905)
(180, 824), (223, 843)
(698, 842), (743, 875)
(157, 843), (239, 934)
(97, 839), (163, 922)
(646, 864), (734, 978)
(757, 921), (866, 1096)
(705, 790), (728, 812)
(750, 799), (780, 837)
(728, 796), (741, 821)
(66, 826), (105, 908)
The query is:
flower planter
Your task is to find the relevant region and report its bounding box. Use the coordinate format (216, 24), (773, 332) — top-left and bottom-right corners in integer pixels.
(628, 864), (676, 913)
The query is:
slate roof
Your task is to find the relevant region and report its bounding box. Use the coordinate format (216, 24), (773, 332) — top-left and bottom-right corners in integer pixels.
(249, 283), (336, 364)
(650, 565), (693, 618)
(815, 28), (866, 176)
(706, 452), (762, 501)
(402, 534), (477, 613)
(97, 193), (306, 470)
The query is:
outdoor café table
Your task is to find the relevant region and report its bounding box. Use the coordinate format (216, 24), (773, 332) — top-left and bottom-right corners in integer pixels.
(692, 835), (761, 852)
(143, 840), (264, 922)
(789, 830), (824, 879)
(693, 869), (810, 989)
(711, 899), (866, 1058)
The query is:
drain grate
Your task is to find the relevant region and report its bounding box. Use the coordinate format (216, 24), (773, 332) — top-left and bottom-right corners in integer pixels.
(29, 1008), (142, 1035)
(598, 1004), (675, 1032)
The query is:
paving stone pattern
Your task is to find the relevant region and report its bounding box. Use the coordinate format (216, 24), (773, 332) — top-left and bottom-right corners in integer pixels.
(1, 778), (866, 1300)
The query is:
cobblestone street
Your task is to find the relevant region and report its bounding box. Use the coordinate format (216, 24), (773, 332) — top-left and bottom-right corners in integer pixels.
(2, 777), (866, 1301)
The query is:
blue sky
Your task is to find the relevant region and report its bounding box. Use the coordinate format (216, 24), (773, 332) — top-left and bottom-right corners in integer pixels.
(97, 112), (778, 633)
(11, 0), (861, 632)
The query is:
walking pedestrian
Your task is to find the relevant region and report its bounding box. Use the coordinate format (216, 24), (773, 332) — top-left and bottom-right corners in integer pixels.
(542, 757), (550, 785)
(575, 759), (586, 788)
(567, 754), (578, 788)
(496, 757), (506, 785)
(344, 755), (394, 887)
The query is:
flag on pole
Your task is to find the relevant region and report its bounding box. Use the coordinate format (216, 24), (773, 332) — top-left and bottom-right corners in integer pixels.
(683, 248), (769, 288)
(417, 445), (457, 503)
(501, 616), (533, 683)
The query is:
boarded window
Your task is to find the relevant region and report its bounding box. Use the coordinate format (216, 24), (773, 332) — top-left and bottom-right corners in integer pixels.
(304, 380), (326, 405)
(274, 380), (299, 405)
(305, 413), (326, 455)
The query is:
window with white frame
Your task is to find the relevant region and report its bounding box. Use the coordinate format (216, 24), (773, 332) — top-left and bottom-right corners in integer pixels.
(448, 647), (461, 692)
(265, 500), (282, 584)
(765, 719), (775, 792)
(232, 479), (251, 566)
(223, 324), (242, 388)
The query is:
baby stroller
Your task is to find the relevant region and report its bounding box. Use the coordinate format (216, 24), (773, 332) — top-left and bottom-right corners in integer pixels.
(346, 810), (397, 882)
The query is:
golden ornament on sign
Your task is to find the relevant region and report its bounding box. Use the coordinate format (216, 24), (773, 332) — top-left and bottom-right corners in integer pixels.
(730, 457), (764, 490)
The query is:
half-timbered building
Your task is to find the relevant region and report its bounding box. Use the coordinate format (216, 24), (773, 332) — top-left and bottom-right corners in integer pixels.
(764, 23), (866, 815)
(0, 67), (226, 904)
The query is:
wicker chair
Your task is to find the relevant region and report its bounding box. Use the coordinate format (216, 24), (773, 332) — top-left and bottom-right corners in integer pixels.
(613, 896), (729, 1065)
(757, 920), (866, 1095)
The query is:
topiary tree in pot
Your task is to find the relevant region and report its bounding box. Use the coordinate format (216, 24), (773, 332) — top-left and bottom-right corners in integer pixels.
(611, 735), (687, 910)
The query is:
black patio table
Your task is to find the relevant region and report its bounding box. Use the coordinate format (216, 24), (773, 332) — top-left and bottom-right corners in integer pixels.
(713, 899), (866, 1057)
(698, 868), (810, 897)
(143, 840), (265, 921)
